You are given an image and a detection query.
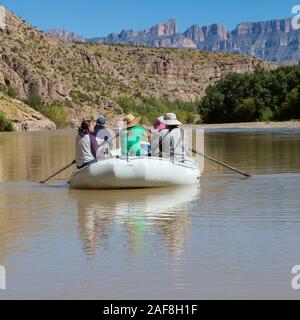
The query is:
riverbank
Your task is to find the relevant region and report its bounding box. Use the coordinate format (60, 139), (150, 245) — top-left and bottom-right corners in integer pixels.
(189, 121), (300, 130)
(2, 120), (300, 133)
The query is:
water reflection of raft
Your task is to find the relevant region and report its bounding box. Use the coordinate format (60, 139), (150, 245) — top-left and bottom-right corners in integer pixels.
(69, 157), (201, 190)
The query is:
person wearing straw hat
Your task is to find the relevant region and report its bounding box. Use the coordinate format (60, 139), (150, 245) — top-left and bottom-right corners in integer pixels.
(121, 114), (149, 157)
(151, 113), (189, 162)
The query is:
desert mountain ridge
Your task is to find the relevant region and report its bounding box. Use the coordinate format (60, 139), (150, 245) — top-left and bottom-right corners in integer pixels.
(49, 17), (300, 64)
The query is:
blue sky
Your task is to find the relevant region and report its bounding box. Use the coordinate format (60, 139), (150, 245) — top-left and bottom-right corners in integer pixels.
(2, 0), (298, 38)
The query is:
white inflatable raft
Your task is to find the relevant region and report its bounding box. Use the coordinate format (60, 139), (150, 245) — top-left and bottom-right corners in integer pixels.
(69, 157), (201, 190)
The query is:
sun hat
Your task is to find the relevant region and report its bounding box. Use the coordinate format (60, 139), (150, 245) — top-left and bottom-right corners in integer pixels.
(160, 113), (182, 126)
(96, 116), (107, 126)
(124, 114), (141, 128)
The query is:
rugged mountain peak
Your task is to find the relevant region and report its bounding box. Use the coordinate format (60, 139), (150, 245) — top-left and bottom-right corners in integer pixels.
(47, 29), (86, 42)
(232, 18), (292, 36)
(201, 23), (229, 40)
(148, 18), (178, 37)
(46, 14), (300, 63)
(184, 24), (204, 43)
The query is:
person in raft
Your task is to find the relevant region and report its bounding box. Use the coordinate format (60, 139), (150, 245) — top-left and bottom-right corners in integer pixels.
(76, 120), (99, 169)
(153, 116), (167, 132)
(93, 116), (115, 160)
(151, 113), (190, 162)
(121, 114), (150, 157)
(94, 116), (115, 145)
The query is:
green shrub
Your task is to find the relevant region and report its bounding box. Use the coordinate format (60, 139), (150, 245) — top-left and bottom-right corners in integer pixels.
(116, 96), (198, 124)
(70, 90), (91, 103)
(42, 104), (69, 129)
(281, 88), (300, 120)
(25, 93), (44, 110)
(235, 98), (257, 122)
(199, 86), (226, 123)
(259, 107), (274, 122)
(185, 112), (196, 124)
(7, 86), (19, 98)
(57, 65), (67, 73)
(0, 113), (15, 132)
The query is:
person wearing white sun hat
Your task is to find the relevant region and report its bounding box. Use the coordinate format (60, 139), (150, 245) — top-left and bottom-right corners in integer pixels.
(151, 113), (190, 162)
(160, 113), (182, 126)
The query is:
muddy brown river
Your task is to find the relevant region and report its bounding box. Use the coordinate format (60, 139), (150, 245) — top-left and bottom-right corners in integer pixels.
(0, 128), (300, 299)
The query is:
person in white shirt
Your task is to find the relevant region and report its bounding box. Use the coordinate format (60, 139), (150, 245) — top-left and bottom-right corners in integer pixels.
(76, 120), (99, 169)
(151, 113), (190, 163)
(94, 116), (115, 145)
(93, 116), (115, 160)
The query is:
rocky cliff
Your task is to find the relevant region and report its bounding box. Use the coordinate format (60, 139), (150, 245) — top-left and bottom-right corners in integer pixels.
(87, 19), (197, 49)
(0, 10), (274, 131)
(225, 19), (299, 62)
(47, 29), (86, 43)
(70, 17), (299, 63)
(149, 19), (177, 37)
(195, 18), (299, 63)
(0, 93), (56, 131)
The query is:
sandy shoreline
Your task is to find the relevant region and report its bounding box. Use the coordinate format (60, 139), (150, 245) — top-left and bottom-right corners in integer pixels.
(1, 121), (300, 133)
(187, 121), (300, 130)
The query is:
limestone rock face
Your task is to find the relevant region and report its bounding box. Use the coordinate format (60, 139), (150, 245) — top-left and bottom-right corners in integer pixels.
(47, 29), (86, 43)
(93, 19), (196, 49)
(201, 24), (229, 40)
(149, 19), (178, 37)
(232, 19), (292, 36)
(184, 25), (204, 43)
(0, 94), (56, 131)
(226, 18), (299, 62)
(82, 17), (300, 63)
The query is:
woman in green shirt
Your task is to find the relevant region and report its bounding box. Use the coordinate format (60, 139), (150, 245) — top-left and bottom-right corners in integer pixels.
(121, 114), (150, 157)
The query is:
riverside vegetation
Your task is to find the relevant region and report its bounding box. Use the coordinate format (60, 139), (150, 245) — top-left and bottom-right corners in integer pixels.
(199, 64), (300, 123)
(0, 111), (14, 131)
(117, 96), (198, 124)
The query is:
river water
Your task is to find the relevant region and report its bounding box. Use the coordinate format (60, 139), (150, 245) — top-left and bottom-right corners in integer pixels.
(0, 128), (300, 299)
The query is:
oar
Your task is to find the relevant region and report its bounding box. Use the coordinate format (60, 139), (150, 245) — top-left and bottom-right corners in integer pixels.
(40, 131), (121, 184)
(191, 148), (251, 178)
(39, 160), (77, 184)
